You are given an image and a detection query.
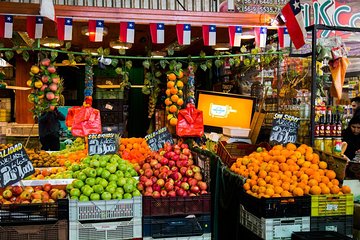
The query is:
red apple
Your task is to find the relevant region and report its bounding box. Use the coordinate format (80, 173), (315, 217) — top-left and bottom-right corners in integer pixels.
(12, 186), (23, 196)
(144, 169), (153, 178)
(174, 149), (181, 155)
(198, 181), (207, 191)
(154, 163), (162, 169)
(176, 188), (185, 196)
(137, 183), (144, 192)
(34, 186), (43, 192)
(24, 186), (34, 193)
(180, 167), (187, 175)
(41, 58), (51, 66)
(142, 163), (151, 170)
(19, 191), (31, 200)
(41, 191), (50, 201)
(174, 180), (181, 188)
(150, 159), (158, 167)
(166, 178), (174, 185)
(181, 182), (190, 191)
(168, 190), (176, 197)
(194, 172), (203, 181)
(190, 185), (200, 194)
(152, 184), (161, 192)
(47, 66), (56, 73)
(160, 157), (169, 165)
(189, 193), (197, 197)
(188, 178), (198, 186)
(181, 143), (189, 149)
(164, 182), (174, 191)
(156, 179), (165, 187)
(158, 172), (167, 180)
(31, 191), (42, 200)
(200, 190), (208, 195)
(168, 160), (176, 168)
(57, 190), (66, 199)
(43, 183), (52, 192)
(187, 159), (194, 166)
(144, 179), (153, 187)
(151, 176), (158, 184)
(191, 166), (201, 173)
(145, 186), (153, 194)
(50, 189), (59, 200)
(3, 189), (12, 199)
(32, 199), (42, 204)
(186, 169), (194, 178)
(152, 191), (160, 198)
(160, 190), (167, 197)
(140, 175), (148, 183)
(160, 166), (170, 172)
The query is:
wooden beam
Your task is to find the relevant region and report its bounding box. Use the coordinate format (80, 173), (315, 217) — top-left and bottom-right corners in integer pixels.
(0, 2), (274, 27)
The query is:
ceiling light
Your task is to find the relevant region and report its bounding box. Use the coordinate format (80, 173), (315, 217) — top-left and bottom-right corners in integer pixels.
(82, 48), (99, 56)
(151, 51), (167, 58)
(81, 26), (109, 36)
(213, 43), (231, 51)
(241, 28), (255, 39)
(40, 37), (64, 48)
(110, 40), (132, 50)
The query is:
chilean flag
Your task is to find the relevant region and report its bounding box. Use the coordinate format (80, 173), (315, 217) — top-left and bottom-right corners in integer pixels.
(176, 24), (191, 45)
(228, 25), (242, 47)
(278, 27), (290, 48)
(27, 16), (43, 39)
(150, 23), (164, 44)
(254, 27), (267, 48)
(57, 17), (73, 41)
(88, 20), (104, 42)
(119, 22), (135, 43)
(281, 0), (307, 49)
(0, 15), (13, 39)
(202, 25), (216, 46)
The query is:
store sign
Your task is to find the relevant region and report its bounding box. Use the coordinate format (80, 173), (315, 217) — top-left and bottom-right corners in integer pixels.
(269, 113), (300, 145)
(88, 133), (118, 156)
(234, 0), (288, 14)
(145, 127), (174, 151)
(0, 143), (34, 187)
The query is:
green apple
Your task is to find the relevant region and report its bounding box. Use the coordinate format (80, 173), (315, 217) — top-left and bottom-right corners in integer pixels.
(96, 167), (104, 176)
(90, 193), (101, 201)
(132, 190), (141, 197)
(112, 192), (123, 200)
(115, 187), (124, 195)
(110, 154), (121, 161)
(90, 159), (100, 168)
(73, 180), (85, 189)
(118, 164), (127, 172)
(72, 164), (80, 171)
(105, 185), (116, 194)
(82, 186), (94, 197)
(108, 181), (117, 188)
(117, 177), (127, 187)
(70, 195), (79, 200)
(86, 177), (96, 186)
(123, 193), (132, 199)
(79, 195), (89, 201)
(126, 178), (136, 185)
(72, 171), (79, 179)
(124, 172), (132, 178)
(70, 188), (81, 197)
(101, 191), (112, 200)
(81, 184), (91, 192)
(95, 177), (103, 184)
(108, 174), (118, 182)
(129, 169), (138, 177)
(99, 179), (109, 188)
(93, 184), (104, 194)
(101, 169), (111, 179)
(66, 183), (74, 193)
(87, 168), (97, 178)
(115, 170), (124, 178)
(82, 157), (91, 165)
(123, 183), (134, 193)
(91, 154), (100, 160)
(77, 172), (87, 181)
(99, 159), (107, 168)
(106, 164), (117, 174)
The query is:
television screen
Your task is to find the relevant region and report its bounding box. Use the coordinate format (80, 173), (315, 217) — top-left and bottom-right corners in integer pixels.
(196, 90), (256, 133)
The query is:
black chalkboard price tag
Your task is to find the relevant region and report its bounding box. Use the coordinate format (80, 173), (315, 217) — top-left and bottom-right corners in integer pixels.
(145, 127), (174, 151)
(269, 113), (300, 145)
(88, 133), (118, 156)
(0, 143), (35, 187)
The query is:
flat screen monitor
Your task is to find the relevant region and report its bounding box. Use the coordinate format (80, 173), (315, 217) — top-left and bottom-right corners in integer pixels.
(195, 90), (256, 133)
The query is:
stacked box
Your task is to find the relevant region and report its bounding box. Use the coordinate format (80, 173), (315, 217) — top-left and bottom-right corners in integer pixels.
(69, 197), (142, 240)
(142, 195), (211, 239)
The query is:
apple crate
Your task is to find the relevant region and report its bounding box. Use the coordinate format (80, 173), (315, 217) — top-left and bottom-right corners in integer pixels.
(142, 214), (211, 238)
(240, 190), (311, 218)
(240, 204), (310, 240)
(69, 196), (142, 221)
(291, 231), (353, 240)
(0, 199), (69, 225)
(217, 141), (271, 167)
(311, 194), (354, 217)
(191, 150), (211, 190)
(310, 215), (353, 237)
(142, 233), (212, 240)
(0, 219), (68, 240)
(69, 217), (141, 240)
(142, 194), (211, 217)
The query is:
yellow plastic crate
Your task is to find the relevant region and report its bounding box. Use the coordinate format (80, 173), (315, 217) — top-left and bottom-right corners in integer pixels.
(311, 194), (354, 216)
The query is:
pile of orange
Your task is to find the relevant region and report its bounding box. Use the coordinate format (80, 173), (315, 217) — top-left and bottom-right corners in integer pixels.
(230, 143), (352, 198)
(119, 138), (151, 164)
(164, 71), (185, 126)
(56, 149), (87, 166)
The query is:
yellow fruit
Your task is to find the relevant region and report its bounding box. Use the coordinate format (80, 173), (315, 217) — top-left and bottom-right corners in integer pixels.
(177, 70), (184, 79)
(34, 81), (43, 89)
(167, 81), (175, 89)
(170, 95), (179, 103)
(26, 80), (33, 87)
(176, 81), (184, 88)
(169, 117), (178, 126)
(27, 94), (35, 103)
(167, 114), (174, 120)
(167, 73), (177, 81)
(30, 65), (40, 74)
(178, 90), (183, 96)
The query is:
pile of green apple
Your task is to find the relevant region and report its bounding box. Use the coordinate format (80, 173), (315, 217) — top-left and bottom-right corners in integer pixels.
(66, 154), (141, 201)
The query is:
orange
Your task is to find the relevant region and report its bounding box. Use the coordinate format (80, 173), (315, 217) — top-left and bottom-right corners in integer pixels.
(169, 117), (178, 126)
(170, 87), (178, 95)
(321, 176), (330, 184)
(169, 105), (178, 113)
(331, 179), (339, 186)
(286, 143), (297, 151)
(167, 81), (175, 88)
(308, 179), (318, 187)
(126, 143), (133, 150)
(165, 98), (172, 106)
(167, 73), (177, 81)
(281, 191), (292, 197)
(177, 98), (184, 106)
(326, 170), (336, 180)
(293, 187), (304, 196)
(341, 185), (351, 194)
(165, 89), (171, 96)
(258, 170), (267, 178)
(310, 185), (322, 195)
(319, 161), (327, 169)
(321, 186), (330, 194)
(170, 94), (179, 102)
(177, 70), (184, 79)
(330, 185), (340, 194)
(265, 188), (275, 197)
(243, 182), (251, 191)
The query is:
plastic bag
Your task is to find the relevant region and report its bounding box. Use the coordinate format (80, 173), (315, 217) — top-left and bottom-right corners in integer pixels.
(176, 104), (204, 137)
(71, 106), (102, 137)
(65, 106), (81, 128)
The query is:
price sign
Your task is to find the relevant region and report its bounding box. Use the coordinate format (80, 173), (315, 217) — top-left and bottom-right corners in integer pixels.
(145, 127), (174, 151)
(269, 113), (300, 145)
(235, 0), (287, 13)
(88, 133), (118, 156)
(0, 143), (34, 187)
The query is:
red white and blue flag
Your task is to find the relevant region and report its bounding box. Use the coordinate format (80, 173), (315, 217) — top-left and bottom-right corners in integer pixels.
(281, 0), (307, 49)
(119, 22), (135, 43)
(0, 15), (13, 39)
(254, 27), (267, 48)
(150, 23), (165, 44)
(27, 16), (43, 39)
(278, 27), (290, 48)
(176, 24), (191, 45)
(88, 20), (104, 42)
(57, 17), (72, 41)
(202, 25), (216, 46)
(228, 25), (242, 47)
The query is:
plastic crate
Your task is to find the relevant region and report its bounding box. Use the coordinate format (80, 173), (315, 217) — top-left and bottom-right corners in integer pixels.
(0, 199), (69, 224)
(311, 194), (354, 216)
(191, 151), (211, 191)
(217, 141), (271, 167)
(240, 204), (310, 240)
(142, 194), (211, 217)
(291, 231), (353, 240)
(142, 233), (212, 240)
(310, 215), (353, 237)
(0, 219), (68, 240)
(143, 214), (211, 238)
(240, 190), (311, 218)
(69, 197), (142, 221)
(69, 217), (141, 240)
